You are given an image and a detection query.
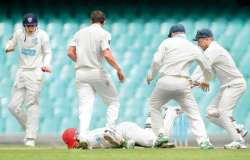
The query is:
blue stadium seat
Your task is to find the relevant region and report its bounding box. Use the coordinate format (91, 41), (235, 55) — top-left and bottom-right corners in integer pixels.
(46, 20), (63, 36)
(5, 116), (23, 133)
(40, 117), (61, 134)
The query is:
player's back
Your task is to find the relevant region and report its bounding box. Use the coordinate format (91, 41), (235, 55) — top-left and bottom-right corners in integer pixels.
(73, 24), (111, 70)
(206, 41), (245, 87)
(158, 34), (202, 78)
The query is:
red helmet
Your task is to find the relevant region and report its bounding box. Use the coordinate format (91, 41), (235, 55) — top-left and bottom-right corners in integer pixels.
(62, 128), (78, 149)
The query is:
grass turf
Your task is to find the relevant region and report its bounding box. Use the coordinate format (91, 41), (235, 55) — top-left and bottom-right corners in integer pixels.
(0, 146), (249, 160)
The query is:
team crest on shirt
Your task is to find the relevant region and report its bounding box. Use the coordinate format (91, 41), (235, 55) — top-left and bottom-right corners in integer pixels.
(32, 37), (38, 45)
(28, 17), (33, 23)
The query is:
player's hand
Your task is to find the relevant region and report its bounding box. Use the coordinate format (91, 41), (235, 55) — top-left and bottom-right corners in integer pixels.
(5, 48), (15, 53)
(117, 69), (125, 83)
(190, 80), (200, 88)
(199, 82), (209, 92)
(146, 75), (153, 85)
(41, 66), (51, 73)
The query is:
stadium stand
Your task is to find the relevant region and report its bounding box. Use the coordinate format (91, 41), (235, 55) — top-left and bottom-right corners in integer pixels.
(0, 1), (250, 143)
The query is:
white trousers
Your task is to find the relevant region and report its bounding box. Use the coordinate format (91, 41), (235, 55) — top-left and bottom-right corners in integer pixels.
(76, 69), (120, 139)
(8, 68), (43, 140)
(117, 122), (156, 147)
(163, 106), (181, 138)
(150, 76), (209, 145)
(207, 82), (246, 142)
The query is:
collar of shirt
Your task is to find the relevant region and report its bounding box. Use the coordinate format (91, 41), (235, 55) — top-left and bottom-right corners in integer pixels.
(22, 28), (39, 37)
(209, 41), (217, 47)
(205, 41), (218, 53)
(172, 33), (187, 39)
(91, 23), (102, 28)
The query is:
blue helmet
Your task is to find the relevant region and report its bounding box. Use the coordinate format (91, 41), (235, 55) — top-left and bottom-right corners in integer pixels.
(22, 13), (38, 27)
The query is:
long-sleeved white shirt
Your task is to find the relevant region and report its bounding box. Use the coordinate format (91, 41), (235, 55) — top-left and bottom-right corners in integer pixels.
(191, 41), (245, 88)
(5, 28), (52, 69)
(68, 23), (111, 70)
(148, 34), (212, 82)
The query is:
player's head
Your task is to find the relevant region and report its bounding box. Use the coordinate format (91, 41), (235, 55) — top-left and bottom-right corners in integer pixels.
(62, 128), (79, 149)
(193, 28), (213, 50)
(168, 24), (186, 38)
(90, 10), (106, 25)
(22, 13), (38, 34)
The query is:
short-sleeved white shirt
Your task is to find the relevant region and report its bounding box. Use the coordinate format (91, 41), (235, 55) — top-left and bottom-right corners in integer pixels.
(69, 24), (111, 70)
(149, 34), (212, 82)
(6, 29), (51, 68)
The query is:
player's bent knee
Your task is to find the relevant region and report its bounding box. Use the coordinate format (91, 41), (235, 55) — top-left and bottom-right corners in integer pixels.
(207, 107), (220, 118)
(8, 103), (19, 114)
(26, 97), (38, 107)
(107, 100), (120, 108)
(149, 100), (162, 109)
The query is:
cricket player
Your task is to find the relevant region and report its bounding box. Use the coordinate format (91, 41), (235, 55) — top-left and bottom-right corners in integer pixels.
(5, 13), (52, 147)
(162, 106), (183, 138)
(62, 123), (150, 149)
(147, 24), (214, 149)
(192, 28), (247, 149)
(67, 10), (125, 141)
(62, 114), (177, 150)
(62, 127), (133, 149)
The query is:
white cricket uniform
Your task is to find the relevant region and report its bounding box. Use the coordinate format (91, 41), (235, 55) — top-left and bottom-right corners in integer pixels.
(6, 28), (52, 140)
(192, 41), (247, 142)
(163, 106), (182, 138)
(148, 34), (212, 145)
(116, 122), (156, 147)
(79, 122), (156, 149)
(68, 24), (120, 139)
(80, 128), (115, 149)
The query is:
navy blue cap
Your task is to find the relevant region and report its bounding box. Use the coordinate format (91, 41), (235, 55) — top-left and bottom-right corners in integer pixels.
(193, 28), (213, 41)
(22, 13), (38, 26)
(168, 24), (186, 38)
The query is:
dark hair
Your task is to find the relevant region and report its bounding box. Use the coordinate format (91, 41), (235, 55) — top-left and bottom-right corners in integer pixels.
(90, 10), (106, 24)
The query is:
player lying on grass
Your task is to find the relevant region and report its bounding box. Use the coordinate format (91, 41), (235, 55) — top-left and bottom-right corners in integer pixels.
(61, 110), (179, 149)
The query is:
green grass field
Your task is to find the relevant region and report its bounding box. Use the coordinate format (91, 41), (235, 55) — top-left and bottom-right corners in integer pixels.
(0, 146), (250, 160)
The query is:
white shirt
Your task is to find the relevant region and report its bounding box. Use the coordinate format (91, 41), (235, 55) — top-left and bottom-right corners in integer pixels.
(5, 28), (52, 69)
(148, 34), (212, 82)
(191, 41), (245, 88)
(69, 23), (111, 70)
(83, 128), (113, 149)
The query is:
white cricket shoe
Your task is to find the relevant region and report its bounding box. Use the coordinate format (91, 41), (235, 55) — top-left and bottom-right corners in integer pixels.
(224, 141), (247, 149)
(104, 128), (124, 147)
(24, 139), (35, 147)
